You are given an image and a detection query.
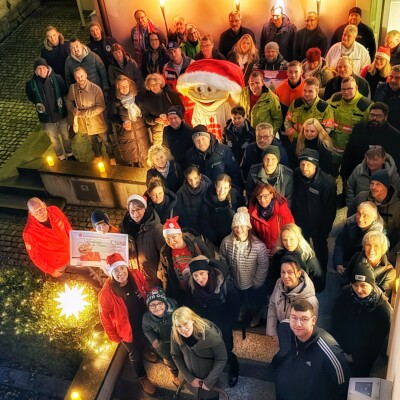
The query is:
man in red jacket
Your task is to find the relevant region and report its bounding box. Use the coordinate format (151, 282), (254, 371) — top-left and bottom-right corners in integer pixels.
(23, 197), (72, 277)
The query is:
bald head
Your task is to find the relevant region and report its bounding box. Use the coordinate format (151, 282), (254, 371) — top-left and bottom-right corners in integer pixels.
(27, 197), (48, 223)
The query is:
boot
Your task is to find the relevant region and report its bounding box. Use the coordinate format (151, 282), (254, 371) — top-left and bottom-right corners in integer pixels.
(228, 354), (239, 387)
(138, 376), (156, 395)
(250, 310), (263, 328)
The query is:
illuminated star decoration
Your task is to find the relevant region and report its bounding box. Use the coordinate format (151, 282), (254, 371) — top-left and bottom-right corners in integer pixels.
(54, 284), (90, 319)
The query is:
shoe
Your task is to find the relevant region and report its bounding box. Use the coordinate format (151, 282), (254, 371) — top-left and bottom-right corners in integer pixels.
(228, 369), (239, 387)
(250, 311), (262, 328)
(109, 158), (117, 166)
(144, 348), (158, 363)
(171, 373), (180, 387)
(92, 156), (103, 163)
(67, 155), (79, 161)
(228, 355), (239, 387)
(138, 376), (156, 395)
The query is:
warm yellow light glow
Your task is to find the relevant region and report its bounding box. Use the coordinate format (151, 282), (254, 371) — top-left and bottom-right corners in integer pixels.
(98, 161), (105, 172)
(160, 0), (165, 8)
(54, 284), (89, 319)
(396, 277), (399, 292)
(71, 392), (81, 400)
(46, 156), (54, 166)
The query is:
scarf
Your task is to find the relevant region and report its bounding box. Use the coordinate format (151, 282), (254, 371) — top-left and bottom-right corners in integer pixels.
(119, 92), (142, 122)
(156, 160), (170, 178)
(350, 287), (377, 308)
(303, 59), (323, 79)
(237, 53), (249, 70)
(257, 198), (276, 221)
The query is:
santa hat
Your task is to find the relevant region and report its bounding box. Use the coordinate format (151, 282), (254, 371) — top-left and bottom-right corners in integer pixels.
(106, 253), (127, 276)
(177, 59), (245, 103)
(375, 46), (391, 62)
(163, 216), (182, 236)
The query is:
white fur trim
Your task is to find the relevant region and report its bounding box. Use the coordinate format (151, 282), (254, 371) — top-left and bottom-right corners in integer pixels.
(107, 260), (126, 276)
(163, 228), (182, 236)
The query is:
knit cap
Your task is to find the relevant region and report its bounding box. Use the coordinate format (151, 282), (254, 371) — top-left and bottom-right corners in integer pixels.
(298, 148), (319, 167)
(265, 42), (279, 52)
(91, 210), (110, 227)
(34, 57), (49, 70)
(370, 170), (390, 188)
(167, 105), (184, 119)
(106, 253), (127, 276)
(375, 46), (391, 62)
(189, 255), (211, 274)
(351, 265), (375, 287)
(163, 216), (182, 236)
(349, 7), (362, 16)
(146, 287), (168, 307)
(192, 125), (211, 141)
(262, 145), (280, 162)
(126, 194), (147, 209)
(232, 207), (252, 228)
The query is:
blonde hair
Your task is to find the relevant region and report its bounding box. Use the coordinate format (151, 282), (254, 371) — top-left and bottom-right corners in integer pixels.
(367, 56), (391, 78)
(171, 307), (211, 345)
(275, 223), (315, 261)
(362, 231), (389, 254)
(144, 73), (165, 90)
(232, 34), (259, 64)
(296, 118), (333, 156)
(147, 144), (172, 167)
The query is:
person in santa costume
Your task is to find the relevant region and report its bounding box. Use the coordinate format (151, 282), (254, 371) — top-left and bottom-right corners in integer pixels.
(176, 59), (244, 141)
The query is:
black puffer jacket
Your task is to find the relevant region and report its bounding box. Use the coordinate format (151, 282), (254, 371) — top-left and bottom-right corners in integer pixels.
(145, 187), (177, 224)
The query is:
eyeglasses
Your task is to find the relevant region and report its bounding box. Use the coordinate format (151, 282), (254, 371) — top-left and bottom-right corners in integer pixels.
(256, 193), (273, 201)
(341, 86), (356, 91)
(290, 316), (313, 324)
(200, 44), (212, 49)
(31, 207), (46, 215)
(129, 208), (144, 214)
(149, 301), (165, 310)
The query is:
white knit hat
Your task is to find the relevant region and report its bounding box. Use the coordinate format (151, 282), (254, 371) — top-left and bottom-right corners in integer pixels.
(126, 194), (147, 209)
(232, 207), (252, 228)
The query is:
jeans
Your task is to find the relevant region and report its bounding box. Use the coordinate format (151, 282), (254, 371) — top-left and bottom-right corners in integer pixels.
(42, 118), (72, 158)
(88, 132), (114, 158)
(122, 335), (146, 378)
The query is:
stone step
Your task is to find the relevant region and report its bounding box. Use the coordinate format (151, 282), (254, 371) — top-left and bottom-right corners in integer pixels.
(16, 157), (46, 180)
(0, 174), (46, 196)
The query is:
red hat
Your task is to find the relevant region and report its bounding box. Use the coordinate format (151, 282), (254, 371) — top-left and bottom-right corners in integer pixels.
(177, 59), (245, 103)
(375, 46), (391, 62)
(106, 253), (127, 276)
(163, 216), (182, 237)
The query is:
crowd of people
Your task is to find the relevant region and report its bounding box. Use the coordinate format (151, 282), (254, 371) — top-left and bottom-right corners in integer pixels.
(20, 4), (400, 399)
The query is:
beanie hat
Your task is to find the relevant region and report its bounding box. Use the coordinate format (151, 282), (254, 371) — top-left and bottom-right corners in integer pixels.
(192, 125), (211, 141)
(167, 41), (179, 50)
(106, 253), (127, 276)
(91, 210), (110, 227)
(265, 42), (279, 52)
(232, 206), (252, 229)
(351, 265), (375, 287)
(177, 59), (245, 103)
(298, 149), (320, 167)
(126, 194), (147, 208)
(167, 105), (184, 119)
(163, 216), (182, 236)
(370, 170), (390, 188)
(146, 287), (168, 307)
(262, 145), (281, 162)
(34, 57), (49, 70)
(375, 46), (391, 62)
(349, 7), (362, 16)
(189, 255), (211, 274)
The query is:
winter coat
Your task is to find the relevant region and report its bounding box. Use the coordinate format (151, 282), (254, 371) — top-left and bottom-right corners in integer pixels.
(181, 40), (200, 59)
(239, 86), (283, 132)
(333, 215), (386, 269)
(248, 198), (294, 252)
(332, 285), (392, 376)
(255, 52), (289, 70)
(64, 45), (109, 90)
(120, 208), (165, 286)
(171, 322), (227, 397)
(186, 136), (243, 188)
(162, 122), (194, 167)
(260, 14), (297, 61)
(272, 249), (325, 293)
(160, 233), (214, 305)
(98, 269), (149, 343)
(272, 322), (350, 400)
(240, 139), (289, 179)
(142, 297), (177, 359)
(65, 80), (107, 135)
(22, 206), (71, 275)
(145, 187), (177, 224)
(292, 167), (336, 239)
(323, 73), (371, 101)
(247, 163), (293, 207)
(266, 270), (319, 336)
(301, 58), (336, 96)
(287, 136), (334, 176)
(199, 185), (245, 247)
(293, 25), (328, 61)
(25, 69), (68, 123)
(341, 121), (400, 181)
(146, 160), (184, 193)
(194, 48), (226, 60)
(175, 175), (212, 232)
(222, 118), (256, 164)
(220, 232), (269, 290)
(41, 35), (70, 79)
(107, 55), (144, 93)
(141, 46), (170, 78)
(226, 51), (258, 83)
(275, 79), (305, 109)
(375, 82), (400, 128)
(109, 93), (149, 164)
(345, 252), (396, 298)
(88, 34), (118, 68)
(390, 43), (400, 66)
(360, 66), (387, 99)
(346, 154), (400, 206)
